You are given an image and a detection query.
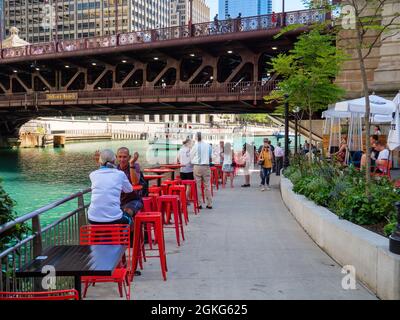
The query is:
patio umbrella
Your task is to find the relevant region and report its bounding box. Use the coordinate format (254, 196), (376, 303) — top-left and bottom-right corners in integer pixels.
(334, 95), (396, 115)
(388, 92), (400, 151)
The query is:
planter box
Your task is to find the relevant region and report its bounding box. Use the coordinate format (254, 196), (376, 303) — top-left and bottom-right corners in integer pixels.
(280, 176), (400, 300)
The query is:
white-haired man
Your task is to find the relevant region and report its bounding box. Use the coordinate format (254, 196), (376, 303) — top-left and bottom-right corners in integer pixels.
(88, 149), (134, 225)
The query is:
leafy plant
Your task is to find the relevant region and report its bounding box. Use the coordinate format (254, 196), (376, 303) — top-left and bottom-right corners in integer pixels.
(284, 158), (400, 236)
(0, 178), (30, 251)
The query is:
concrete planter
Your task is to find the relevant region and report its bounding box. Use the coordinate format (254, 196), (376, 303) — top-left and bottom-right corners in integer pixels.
(280, 176), (400, 300)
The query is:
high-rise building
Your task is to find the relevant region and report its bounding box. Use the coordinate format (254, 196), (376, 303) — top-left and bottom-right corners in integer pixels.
(170, 0), (210, 27)
(3, 0), (170, 44)
(218, 0), (272, 19)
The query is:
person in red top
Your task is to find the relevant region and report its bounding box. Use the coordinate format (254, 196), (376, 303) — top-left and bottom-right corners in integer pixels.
(271, 11), (277, 27)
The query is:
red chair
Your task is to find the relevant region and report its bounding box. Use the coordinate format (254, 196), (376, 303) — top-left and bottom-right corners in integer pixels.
(79, 224), (131, 300)
(133, 212), (168, 281)
(169, 185), (189, 225)
(180, 180), (199, 214)
(211, 166), (219, 190)
(0, 289), (79, 300)
(372, 160), (392, 179)
(157, 195), (185, 246)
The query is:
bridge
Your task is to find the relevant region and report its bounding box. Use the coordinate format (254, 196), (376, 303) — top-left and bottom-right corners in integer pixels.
(0, 9), (328, 145)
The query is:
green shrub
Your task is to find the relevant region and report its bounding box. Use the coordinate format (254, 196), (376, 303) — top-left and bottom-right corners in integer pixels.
(285, 158), (400, 236)
(0, 178), (30, 251)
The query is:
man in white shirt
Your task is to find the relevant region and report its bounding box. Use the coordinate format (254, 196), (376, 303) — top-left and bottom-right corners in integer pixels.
(88, 149), (134, 225)
(375, 142), (390, 173)
(190, 132), (213, 209)
(274, 142), (284, 176)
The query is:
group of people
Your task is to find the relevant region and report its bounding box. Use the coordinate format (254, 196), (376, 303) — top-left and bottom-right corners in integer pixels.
(333, 125), (390, 174)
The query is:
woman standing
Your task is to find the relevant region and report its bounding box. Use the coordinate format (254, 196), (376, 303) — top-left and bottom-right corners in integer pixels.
(258, 144), (273, 191)
(222, 142), (235, 188)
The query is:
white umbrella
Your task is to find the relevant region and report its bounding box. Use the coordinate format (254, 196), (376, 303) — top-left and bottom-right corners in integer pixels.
(388, 92), (400, 151)
(322, 104), (392, 123)
(335, 95), (396, 115)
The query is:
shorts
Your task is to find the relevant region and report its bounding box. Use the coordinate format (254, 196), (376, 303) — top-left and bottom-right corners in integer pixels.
(180, 172), (194, 180)
(222, 164), (233, 172)
(122, 199), (143, 215)
(89, 211), (133, 225)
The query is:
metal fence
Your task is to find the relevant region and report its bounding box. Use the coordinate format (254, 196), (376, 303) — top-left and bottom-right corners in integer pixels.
(0, 189), (91, 292)
(0, 9), (327, 60)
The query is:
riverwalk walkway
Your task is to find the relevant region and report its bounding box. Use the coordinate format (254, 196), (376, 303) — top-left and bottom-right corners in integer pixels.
(86, 173), (376, 300)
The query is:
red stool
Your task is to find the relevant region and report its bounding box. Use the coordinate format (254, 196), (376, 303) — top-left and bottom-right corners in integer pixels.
(133, 212), (167, 281)
(149, 186), (162, 195)
(211, 167), (219, 190)
(157, 195), (185, 246)
(180, 180), (199, 214)
(169, 185), (189, 225)
(141, 197), (158, 249)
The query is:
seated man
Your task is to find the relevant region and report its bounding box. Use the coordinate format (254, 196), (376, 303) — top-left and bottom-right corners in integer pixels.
(88, 149), (134, 225)
(360, 135), (379, 170)
(116, 147), (143, 216)
(374, 142), (390, 174)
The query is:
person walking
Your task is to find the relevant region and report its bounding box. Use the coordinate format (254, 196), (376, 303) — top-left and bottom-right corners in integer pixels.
(190, 132), (213, 209)
(274, 142), (284, 176)
(241, 143), (251, 187)
(258, 144), (273, 191)
(222, 142), (235, 188)
(177, 138), (194, 180)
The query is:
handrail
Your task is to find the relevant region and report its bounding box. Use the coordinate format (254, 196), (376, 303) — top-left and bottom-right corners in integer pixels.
(0, 188), (91, 235)
(0, 9), (327, 61)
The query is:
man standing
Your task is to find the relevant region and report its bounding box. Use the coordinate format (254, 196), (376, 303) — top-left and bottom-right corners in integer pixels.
(190, 132), (213, 209)
(274, 142), (284, 176)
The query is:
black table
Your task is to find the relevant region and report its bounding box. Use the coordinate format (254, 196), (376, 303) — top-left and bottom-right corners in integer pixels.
(16, 245), (126, 299)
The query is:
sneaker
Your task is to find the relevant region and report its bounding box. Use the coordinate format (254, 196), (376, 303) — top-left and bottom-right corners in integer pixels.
(261, 187), (265, 191)
(266, 186), (271, 190)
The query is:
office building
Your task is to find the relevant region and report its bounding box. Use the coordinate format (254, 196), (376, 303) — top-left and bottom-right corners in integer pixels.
(170, 0), (210, 27)
(218, 0), (272, 19)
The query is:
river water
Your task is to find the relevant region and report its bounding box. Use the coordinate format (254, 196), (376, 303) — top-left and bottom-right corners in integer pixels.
(0, 136), (302, 225)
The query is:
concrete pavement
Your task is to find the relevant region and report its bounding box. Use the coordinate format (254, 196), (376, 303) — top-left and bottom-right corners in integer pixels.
(87, 172), (377, 300)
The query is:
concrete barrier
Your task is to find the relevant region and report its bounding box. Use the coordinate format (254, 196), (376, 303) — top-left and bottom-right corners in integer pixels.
(280, 176), (400, 300)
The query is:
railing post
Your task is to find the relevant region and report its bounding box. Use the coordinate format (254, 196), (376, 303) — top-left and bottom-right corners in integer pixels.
(77, 193), (87, 229)
(32, 216), (43, 257)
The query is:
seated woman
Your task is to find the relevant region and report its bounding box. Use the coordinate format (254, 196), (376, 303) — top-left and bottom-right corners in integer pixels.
(88, 149), (134, 226)
(334, 136), (347, 163)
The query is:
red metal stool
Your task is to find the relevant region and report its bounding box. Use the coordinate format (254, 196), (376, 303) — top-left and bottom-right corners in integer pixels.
(149, 186), (162, 195)
(157, 195), (185, 246)
(180, 180), (199, 214)
(211, 166), (219, 190)
(169, 185), (189, 225)
(133, 212), (167, 281)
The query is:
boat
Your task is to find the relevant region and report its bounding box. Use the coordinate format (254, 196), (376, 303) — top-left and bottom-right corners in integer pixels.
(272, 130), (295, 140)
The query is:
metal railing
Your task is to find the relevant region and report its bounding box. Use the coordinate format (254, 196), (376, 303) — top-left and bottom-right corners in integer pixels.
(0, 188), (91, 292)
(0, 9), (327, 60)
(0, 80), (279, 103)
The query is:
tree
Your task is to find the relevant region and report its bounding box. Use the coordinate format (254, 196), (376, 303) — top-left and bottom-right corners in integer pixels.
(302, 0), (400, 186)
(266, 28), (346, 163)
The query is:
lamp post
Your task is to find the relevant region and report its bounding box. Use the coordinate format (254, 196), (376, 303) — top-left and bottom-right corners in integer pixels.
(281, 0), (286, 27)
(188, 0), (193, 36)
(294, 106), (300, 155)
(284, 94), (290, 168)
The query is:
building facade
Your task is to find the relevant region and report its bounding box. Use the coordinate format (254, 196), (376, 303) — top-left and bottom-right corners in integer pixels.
(170, 0), (210, 27)
(218, 0), (272, 19)
(3, 0), (170, 44)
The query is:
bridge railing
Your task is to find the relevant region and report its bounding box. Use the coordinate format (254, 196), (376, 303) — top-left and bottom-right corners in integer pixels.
(0, 188), (91, 292)
(0, 80), (279, 102)
(0, 9), (327, 60)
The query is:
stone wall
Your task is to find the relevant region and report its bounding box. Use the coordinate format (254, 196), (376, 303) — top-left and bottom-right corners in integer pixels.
(336, 0), (400, 98)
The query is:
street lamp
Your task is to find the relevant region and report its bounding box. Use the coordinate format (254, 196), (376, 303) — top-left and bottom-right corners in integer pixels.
(284, 94), (290, 169)
(188, 0), (193, 36)
(294, 106), (300, 155)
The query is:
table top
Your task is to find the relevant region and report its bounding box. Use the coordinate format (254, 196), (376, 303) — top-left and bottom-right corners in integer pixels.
(143, 175), (165, 180)
(144, 168), (174, 173)
(159, 164), (185, 169)
(16, 245), (126, 278)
